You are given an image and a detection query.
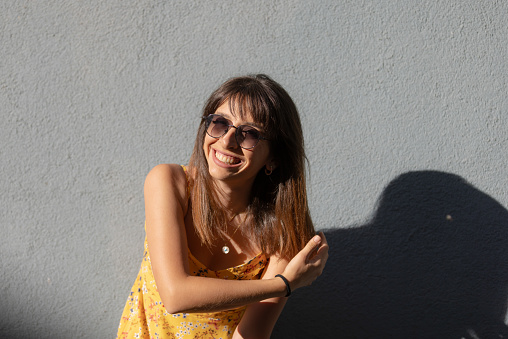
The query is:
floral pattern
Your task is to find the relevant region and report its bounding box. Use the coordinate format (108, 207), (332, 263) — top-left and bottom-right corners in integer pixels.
(116, 236), (267, 339)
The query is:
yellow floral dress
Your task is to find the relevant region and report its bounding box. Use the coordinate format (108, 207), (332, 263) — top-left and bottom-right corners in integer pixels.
(116, 235), (268, 339)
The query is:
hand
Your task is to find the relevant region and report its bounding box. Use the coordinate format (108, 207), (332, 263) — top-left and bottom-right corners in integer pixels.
(281, 232), (329, 292)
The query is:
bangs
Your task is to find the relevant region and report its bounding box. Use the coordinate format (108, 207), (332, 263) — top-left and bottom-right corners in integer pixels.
(229, 93), (271, 128)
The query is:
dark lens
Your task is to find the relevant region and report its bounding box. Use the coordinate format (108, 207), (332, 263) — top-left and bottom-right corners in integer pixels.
(208, 115), (229, 138)
(238, 126), (260, 149)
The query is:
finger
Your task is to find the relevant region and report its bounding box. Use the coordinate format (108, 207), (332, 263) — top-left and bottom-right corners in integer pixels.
(306, 233), (328, 260)
(318, 232), (328, 246)
(314, 232), (329, 258)
(308, 242), (329, 265)
(303, 235), (322, 260)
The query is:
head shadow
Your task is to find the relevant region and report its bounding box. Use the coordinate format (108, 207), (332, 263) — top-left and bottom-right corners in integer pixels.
(273, 170), (508, 338)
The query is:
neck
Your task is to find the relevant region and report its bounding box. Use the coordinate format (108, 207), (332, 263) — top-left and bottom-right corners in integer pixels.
(212, 179), (253, 217)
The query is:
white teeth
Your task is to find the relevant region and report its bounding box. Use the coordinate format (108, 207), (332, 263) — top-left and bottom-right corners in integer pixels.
(215, 151), (239, 165)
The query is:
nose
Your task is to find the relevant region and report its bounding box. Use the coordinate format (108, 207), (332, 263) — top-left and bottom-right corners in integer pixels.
(221, 127), (238, 149)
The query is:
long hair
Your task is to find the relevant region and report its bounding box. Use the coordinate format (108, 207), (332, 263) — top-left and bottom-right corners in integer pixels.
(188, 74), (315, 259)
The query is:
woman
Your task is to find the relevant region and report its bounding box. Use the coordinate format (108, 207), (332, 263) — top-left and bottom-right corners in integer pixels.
(117, 74), (328, 339)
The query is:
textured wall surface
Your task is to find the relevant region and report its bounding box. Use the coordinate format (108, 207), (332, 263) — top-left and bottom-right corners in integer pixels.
(1, 1), (508, 338)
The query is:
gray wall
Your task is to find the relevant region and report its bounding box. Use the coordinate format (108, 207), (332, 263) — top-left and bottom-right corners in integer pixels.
(2, 1), (507, 338)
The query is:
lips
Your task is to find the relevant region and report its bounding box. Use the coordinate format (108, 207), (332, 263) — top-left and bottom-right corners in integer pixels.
(214, 149), (241, 165)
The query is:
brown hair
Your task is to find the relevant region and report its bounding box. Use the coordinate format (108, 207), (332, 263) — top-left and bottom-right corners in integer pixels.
(188, 74), (315, 259)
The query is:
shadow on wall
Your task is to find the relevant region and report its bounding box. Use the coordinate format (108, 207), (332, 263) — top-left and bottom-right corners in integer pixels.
(273, 170), (508, 339)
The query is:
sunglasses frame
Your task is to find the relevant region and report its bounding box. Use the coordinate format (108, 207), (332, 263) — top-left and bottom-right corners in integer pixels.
(203, 114), (268, 150)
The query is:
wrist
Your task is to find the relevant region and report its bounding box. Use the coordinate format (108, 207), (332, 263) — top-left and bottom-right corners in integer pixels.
(275, 274), (291, 297)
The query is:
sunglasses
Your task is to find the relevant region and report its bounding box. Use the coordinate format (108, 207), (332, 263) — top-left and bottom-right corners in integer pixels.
(203, 114), (268, 150)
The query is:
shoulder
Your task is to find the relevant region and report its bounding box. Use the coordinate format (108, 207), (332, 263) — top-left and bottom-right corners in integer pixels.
(146, 163), (187, 182)
(145, 164), (189, 211)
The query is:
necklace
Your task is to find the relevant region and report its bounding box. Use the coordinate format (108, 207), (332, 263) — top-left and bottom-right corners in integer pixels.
(222, 214), (246, 254)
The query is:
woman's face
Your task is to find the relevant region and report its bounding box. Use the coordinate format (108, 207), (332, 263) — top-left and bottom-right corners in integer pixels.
(203, 101), (272, 189)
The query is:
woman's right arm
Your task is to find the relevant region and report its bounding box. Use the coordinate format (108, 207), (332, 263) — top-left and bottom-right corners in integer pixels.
(144, 164), (328, 314)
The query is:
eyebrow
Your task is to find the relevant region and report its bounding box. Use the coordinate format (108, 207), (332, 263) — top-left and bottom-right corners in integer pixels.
(214, 112), (263, 129)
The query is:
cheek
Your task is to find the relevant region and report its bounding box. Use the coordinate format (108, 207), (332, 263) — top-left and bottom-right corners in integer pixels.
(257, 145), (271, 163)
(203, 136), (215, 152)
(249, 149), (271, 167)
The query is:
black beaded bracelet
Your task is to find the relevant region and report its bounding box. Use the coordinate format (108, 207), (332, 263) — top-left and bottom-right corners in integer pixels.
(275, 274), (292, 297)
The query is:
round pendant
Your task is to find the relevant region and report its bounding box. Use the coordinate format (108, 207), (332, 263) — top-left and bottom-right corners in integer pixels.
(222, 246), (230, 254)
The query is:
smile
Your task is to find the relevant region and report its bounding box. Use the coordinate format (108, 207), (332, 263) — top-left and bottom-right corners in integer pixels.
(214, 149), (241, 165)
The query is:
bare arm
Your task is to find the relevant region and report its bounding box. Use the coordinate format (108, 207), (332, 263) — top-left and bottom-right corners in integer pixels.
(145, 164), (328, 314)
(232, 256), (289, 339)
(232, 232), (329, 339)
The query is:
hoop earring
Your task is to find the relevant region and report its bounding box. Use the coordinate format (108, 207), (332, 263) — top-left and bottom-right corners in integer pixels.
(265, 166), (273, 176)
